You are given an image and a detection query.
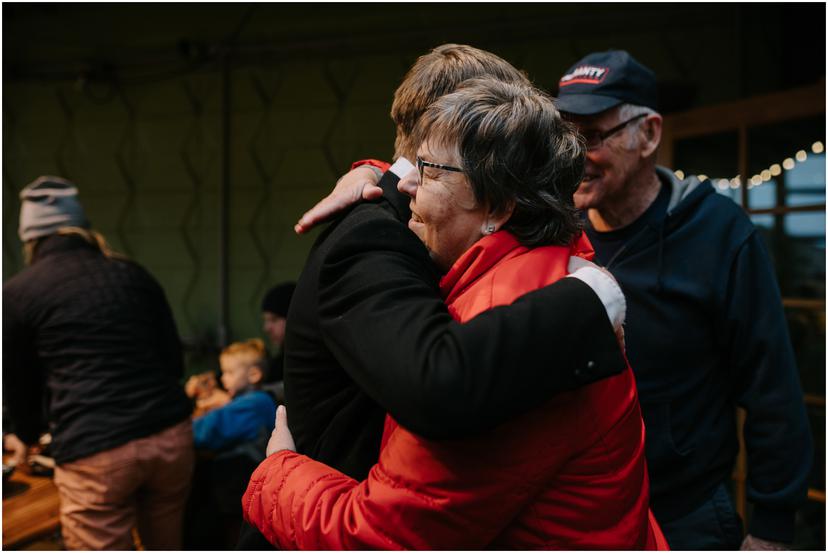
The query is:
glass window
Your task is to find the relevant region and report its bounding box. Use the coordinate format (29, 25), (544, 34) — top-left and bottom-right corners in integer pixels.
(667, 104), (825, 552)
(747, 116), (825, 211)
(672, 131), (741, 205)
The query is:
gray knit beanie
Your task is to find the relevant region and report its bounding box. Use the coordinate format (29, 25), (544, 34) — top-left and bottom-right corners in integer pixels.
(18, 176), (89, 242)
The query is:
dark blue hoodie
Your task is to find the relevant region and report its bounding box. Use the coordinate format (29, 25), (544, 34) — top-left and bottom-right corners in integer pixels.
(586, 167), (813, 543)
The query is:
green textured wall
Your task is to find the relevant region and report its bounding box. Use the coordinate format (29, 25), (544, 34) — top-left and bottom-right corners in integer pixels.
(3, 3), (819, 372)
(3, 59), (402, 366)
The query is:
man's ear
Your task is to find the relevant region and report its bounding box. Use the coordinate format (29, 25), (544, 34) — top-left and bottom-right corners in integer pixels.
(640, 114), (662, 158)
(248, 366), (264, 385)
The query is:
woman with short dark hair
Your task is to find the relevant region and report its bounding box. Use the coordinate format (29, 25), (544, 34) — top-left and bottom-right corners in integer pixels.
(406, 76), (585, 258)
(243, 78), (667, 549)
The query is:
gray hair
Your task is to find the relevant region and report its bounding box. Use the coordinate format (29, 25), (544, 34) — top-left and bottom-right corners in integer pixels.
(616, 103), (658, 148)
(411, 77), (585, 248)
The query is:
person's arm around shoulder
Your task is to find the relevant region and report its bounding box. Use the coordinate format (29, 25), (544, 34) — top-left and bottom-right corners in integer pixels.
(2, 286), (44, 450)
(295, 161), (386, 234)
(567, 256), (626, 343)
(316, 213), (626, 440)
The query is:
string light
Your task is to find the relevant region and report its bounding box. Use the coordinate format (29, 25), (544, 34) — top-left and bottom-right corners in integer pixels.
(671, 141), (823, 193)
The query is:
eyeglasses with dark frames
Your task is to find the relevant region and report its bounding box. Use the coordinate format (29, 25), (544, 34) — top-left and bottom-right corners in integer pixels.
(416, 156), (464, 182)
(580, 113), (648, 151)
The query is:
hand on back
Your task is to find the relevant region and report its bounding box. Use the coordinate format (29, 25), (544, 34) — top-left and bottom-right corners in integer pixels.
(295, 166), (383, 234)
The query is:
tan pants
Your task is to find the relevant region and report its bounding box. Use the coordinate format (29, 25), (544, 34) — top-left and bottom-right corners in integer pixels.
(54, 419), (194, 550)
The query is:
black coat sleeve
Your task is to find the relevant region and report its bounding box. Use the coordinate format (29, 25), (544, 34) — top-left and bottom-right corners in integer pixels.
(727, 231), (812, 543)
(2, 288), (44, 445)
(143, 265), (185, 381)
(317, 209), (626, 440)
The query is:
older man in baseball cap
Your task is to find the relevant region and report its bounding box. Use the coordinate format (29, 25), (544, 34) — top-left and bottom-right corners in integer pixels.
(555, 50), (812, 551)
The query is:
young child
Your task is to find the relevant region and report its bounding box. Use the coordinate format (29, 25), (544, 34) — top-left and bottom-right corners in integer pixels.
(192, 339), (277, 451)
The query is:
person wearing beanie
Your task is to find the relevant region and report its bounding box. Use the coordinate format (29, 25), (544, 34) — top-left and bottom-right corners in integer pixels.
(4, 176), (194, 550)
(260, 282), (295, 386)
(18, 176), (89, 241)
(261, 282), (295, 349)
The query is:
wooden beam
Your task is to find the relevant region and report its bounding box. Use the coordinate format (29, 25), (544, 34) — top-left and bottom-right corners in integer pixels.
(739, 125), (749, 209)
(663, 81), (826, 141)
(747, 203), (826, 216)
(733, 408), (748, 523)
(808, 488), (826, 503)
(804, 393), (826, 407)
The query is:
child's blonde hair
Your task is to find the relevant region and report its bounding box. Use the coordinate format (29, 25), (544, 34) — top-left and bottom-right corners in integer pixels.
(220, 338), (267, 375)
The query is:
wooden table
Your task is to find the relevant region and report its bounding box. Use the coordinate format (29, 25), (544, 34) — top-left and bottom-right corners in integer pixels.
(2, 462), (61, 548)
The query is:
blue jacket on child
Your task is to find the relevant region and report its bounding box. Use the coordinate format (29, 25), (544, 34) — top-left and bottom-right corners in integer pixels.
(193, 390), (277, 451)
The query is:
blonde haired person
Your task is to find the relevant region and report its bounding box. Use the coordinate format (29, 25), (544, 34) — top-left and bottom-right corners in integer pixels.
(192, 338), (277, 451)
(3, 176), (193, 550)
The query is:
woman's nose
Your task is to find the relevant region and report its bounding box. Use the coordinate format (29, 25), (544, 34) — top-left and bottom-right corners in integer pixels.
(397, 168), (418, 199)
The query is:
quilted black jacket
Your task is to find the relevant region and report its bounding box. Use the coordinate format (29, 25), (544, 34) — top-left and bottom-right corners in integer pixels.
(3, 234), (191, 464)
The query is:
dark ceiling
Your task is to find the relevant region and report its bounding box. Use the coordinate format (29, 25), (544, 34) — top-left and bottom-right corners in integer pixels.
(3, 3), (826, 114)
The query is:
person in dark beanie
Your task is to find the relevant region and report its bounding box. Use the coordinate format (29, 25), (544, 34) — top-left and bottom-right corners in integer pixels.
(3, 176), (194, 550)
(260, 282), (295, 384)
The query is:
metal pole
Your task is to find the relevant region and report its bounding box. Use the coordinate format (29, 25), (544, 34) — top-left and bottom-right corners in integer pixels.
(218, 53), (230, 348)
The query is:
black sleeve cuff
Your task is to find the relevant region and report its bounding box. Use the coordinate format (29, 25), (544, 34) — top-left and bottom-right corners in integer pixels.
(748, 505), (796, 544)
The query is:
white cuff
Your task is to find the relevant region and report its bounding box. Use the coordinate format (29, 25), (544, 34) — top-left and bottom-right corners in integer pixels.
(389, 157), (415, 179)
(566, 257), (626, 332)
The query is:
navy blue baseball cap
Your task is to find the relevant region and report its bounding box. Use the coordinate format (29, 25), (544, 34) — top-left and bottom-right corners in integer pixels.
(555, 50), (658, 115)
